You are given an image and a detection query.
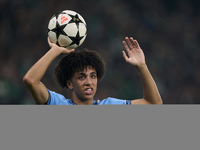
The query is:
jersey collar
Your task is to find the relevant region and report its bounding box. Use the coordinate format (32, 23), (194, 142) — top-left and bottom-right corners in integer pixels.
(69, 99), (98, 105)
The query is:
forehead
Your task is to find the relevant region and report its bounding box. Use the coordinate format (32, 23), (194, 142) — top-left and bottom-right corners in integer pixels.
(75, 66), (96, 75)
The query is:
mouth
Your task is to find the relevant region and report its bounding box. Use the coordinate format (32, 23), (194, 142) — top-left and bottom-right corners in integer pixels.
(84, 88), (93, 94)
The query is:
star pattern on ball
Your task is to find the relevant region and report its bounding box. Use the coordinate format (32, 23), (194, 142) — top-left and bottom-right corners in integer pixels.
(68, 31), (84, 46)
(51, 24), (67, 40)
(67, 13), (85, 46)
(50, 12), (68, 40)
(68, 14), (84, 27)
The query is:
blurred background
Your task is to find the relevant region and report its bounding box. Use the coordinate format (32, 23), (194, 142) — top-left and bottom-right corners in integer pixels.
(0, 0), (200, 104)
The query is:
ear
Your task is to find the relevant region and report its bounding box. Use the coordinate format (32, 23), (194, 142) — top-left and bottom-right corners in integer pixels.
(67, 80), (73, 90)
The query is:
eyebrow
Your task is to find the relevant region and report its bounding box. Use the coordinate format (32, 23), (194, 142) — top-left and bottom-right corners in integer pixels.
(77, 72), (97, 76)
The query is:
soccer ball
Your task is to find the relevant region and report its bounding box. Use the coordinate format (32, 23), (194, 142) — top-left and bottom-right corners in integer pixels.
(48, 10), (87, 49)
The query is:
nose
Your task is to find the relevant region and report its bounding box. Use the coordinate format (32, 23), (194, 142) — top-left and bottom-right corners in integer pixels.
(85, 77), (92, 85)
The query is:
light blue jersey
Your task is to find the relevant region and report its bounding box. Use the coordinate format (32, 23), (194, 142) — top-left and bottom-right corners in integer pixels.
(47, 90), (131, 105)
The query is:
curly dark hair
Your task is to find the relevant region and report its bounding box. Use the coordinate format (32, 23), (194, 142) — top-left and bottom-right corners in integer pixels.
(54, 49), (106, 88)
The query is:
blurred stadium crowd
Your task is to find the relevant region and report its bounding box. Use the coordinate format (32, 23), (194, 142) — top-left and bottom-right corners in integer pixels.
(0, 0), (200, 104)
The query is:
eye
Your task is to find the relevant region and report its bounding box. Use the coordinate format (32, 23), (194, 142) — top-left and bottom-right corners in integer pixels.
(78, 76), (85, 80)
(91, 74), (97, 79)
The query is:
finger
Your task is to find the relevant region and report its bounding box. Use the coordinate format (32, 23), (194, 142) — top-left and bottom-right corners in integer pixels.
(47, 37), (51, 43)
(122, 40), (129, 50)
(130, 38), (140, 49)
(130, 37), (137, 48)
(68, 48), (75, 52)
(135, 40), (141, 49)
(123, 40), (131, 55)
(47, 37), (53, 47)
(60, 47), (75, 53)
(125, 37), (134, 49)
(122, 51), (129, 62)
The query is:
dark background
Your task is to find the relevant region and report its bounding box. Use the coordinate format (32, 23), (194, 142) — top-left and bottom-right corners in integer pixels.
(1, 0), (200, 104)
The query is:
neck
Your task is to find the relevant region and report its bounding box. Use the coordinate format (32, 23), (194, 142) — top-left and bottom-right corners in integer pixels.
(71, 92), (94, 105)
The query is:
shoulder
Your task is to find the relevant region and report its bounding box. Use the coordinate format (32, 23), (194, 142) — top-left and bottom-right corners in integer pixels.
(47, 90), (72, 105)
(97, 97), (131, 105)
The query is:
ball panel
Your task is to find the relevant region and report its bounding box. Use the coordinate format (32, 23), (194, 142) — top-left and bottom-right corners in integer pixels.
(79, 35), (87, 46)
(63, 23), (78, 37)
(48, 31), (57, 43)
(67, 44), (78, 49)
(48, 16), (57, 30)
(63, 10), (77, 16)
(57, 13), (72, 26)
(58, 35), (72, 47)
(78, 23), (87, 37)
(77, 14), (86, 25)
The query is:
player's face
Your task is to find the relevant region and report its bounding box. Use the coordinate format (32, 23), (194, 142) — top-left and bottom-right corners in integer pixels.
(68, 66), (97, 102)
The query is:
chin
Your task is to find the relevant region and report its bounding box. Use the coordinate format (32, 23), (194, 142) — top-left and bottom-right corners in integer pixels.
(80, 95), (94, 102)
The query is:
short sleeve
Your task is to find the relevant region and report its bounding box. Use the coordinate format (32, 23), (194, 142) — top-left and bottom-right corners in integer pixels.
(46, 89), (69, 105)
(98, 97), (131, 105)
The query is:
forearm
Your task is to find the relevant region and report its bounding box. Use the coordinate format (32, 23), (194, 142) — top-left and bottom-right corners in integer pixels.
(136, 64), (162, 104)
(23, 47), (61, 85)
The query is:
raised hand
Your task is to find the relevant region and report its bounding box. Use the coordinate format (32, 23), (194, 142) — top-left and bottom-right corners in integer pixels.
(48, 37), (75, 54)
(122, 37), (145, 67)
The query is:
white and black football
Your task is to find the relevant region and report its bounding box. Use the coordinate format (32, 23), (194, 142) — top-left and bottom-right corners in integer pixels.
(48, 10), (87, 49)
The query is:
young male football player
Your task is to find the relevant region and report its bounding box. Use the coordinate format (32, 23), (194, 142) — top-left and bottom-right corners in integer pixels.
(23, 37), (162, 105)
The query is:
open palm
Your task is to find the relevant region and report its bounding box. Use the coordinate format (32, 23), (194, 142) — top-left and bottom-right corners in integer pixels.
(122, 37), (145, 67)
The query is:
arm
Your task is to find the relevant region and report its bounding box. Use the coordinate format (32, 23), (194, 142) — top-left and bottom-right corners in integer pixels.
(23, 38), (74, 104)
(122, 37), (162, 104)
